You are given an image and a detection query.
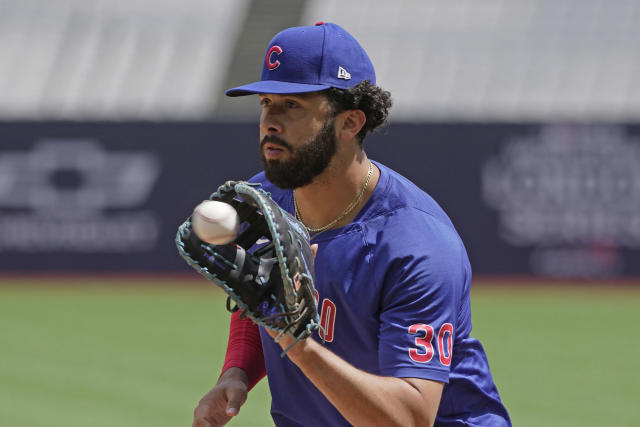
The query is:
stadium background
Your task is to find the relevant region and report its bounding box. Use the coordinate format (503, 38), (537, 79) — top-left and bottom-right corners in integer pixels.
(1, 0), (639, 426)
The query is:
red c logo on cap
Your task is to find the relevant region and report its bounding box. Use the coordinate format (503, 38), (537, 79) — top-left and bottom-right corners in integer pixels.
(266, 45), (283, 70)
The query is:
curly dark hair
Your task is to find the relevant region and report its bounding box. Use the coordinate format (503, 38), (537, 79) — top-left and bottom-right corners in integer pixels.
(323, 81), (392, 145)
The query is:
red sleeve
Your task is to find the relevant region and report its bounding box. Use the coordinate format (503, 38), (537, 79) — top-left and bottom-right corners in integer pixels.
(220, 311), (266, 390)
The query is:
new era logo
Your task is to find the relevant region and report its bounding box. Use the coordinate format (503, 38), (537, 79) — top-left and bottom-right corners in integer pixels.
(337, 66), (351, 80)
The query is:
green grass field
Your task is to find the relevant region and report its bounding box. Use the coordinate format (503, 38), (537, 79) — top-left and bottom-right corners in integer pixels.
(1, 279), (638, 427)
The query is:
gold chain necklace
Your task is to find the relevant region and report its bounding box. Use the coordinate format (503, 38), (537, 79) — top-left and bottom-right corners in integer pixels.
(294, 161), (374, 234)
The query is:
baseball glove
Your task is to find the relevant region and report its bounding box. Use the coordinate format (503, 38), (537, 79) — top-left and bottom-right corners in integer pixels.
(176, 181), (320, 354)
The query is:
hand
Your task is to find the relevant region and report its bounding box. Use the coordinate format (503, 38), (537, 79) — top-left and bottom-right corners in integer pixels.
(193, 367), (249, 427)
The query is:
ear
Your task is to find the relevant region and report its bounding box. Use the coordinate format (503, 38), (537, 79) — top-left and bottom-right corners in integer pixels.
(336, 109), (366, 143)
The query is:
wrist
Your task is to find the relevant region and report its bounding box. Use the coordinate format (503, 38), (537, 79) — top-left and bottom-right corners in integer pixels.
(281, 336), (315, 365)
(218, 366), (249, 387)
(265, 328), (316, 364)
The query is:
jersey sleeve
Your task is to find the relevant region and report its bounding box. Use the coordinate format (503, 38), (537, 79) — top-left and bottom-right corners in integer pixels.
(376, 208), (470, 383)
(221, 311), (266, 390)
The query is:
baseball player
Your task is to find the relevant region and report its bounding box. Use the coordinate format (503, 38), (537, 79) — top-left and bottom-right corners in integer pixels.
(193, 22), (511, 427)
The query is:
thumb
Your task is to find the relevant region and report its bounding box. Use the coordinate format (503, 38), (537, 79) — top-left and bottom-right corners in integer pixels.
(225, 388), (246, 417)
(311, 243), (318, 259)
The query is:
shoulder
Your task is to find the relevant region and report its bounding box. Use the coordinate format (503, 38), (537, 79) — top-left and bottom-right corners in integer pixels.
(374, 162), (454, 226)
(368, 162), (461, 246)
(376, 206), (468, 272)
(365, 163), (470, 285)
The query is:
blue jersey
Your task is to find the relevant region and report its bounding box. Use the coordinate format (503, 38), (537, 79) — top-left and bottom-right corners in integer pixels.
(251, 161), (510, 426)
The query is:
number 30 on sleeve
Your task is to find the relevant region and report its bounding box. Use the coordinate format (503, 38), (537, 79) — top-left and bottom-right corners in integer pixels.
(408, 323), (453, 366)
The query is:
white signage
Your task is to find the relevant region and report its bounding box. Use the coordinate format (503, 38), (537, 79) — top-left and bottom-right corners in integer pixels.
(482, 125), (640, 276)
(0, 139), (162, 253)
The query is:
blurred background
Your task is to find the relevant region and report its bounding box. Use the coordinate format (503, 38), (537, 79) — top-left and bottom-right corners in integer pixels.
(1, 0), (639, 426)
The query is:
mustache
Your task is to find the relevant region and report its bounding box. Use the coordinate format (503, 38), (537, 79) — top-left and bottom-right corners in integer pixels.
(261, 135), (292, 151)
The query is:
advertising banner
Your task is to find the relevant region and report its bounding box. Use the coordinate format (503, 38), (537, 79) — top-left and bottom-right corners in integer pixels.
(0, 123), (261, 273)
(1, 122), (638, 278)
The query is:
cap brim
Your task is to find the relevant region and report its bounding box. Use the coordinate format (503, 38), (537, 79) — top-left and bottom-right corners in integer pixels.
(225, 80), (332, 97)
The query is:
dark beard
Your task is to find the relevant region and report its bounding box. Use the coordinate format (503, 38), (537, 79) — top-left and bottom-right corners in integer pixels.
(260, 118), (337, 189)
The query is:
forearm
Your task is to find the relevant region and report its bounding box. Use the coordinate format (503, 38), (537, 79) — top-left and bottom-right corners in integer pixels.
(285, 338), (437, 427)
(221, 311), (266, 390)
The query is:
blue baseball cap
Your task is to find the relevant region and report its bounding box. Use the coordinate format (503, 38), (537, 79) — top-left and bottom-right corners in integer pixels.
(225, 22), (375, 97)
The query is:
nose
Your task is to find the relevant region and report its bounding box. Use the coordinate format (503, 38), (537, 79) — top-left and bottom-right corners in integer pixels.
(260, 106), (284, 135)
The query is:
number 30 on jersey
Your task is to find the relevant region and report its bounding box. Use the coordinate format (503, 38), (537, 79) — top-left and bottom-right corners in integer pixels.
(408, 323), (453, 366)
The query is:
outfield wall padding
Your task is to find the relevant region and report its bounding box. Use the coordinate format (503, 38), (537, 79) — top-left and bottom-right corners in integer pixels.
(0, 122), (638, 279)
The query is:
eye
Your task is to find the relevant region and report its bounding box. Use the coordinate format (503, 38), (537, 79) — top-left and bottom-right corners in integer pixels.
(259, 98), (271, 106)
(286, 100), (300, 109)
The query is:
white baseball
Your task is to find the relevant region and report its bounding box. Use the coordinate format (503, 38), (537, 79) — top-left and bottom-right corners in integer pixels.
(191, 200), (240, 245)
